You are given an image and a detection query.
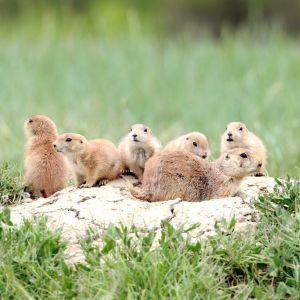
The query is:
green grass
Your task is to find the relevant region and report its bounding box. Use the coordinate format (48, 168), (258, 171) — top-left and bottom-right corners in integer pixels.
(0, 162), (25, 205)
(0, 179), (300, 299)
(0, 22), (300, 177)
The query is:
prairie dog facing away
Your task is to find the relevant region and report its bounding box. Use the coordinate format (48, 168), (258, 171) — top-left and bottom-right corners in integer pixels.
(221, 122), (267, 175)
(129, 148), (262, 202)
(54, 133), (121, 188)
(164, 131), (210, 159)
(24, 115), (68, 198)
(118, 123), (161, 180)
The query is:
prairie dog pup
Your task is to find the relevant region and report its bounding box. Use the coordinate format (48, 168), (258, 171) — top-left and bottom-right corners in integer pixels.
(221, 122), (267, 174)
(54, 133), (121, 188)
(164, 132), (210, 159)
(118, 124), (161, 180)
(24, 115), (68, 198)
(129, 148), (262, 202)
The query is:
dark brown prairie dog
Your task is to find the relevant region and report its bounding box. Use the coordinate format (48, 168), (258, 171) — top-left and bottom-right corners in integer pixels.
(24, 115), (68, 198)
(54, 133), (121, 188)
(129, 148), (262, 202)
(221, 122), (267, 175)
(164, 132), (210, 159)
(118, 124), (161, 180)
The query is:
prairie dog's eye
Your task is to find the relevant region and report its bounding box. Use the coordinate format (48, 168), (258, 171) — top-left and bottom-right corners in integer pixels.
(240, 153), (248, 159)
(144, 128), (148, 133)
(130, 128), (132, 132)
(226, 155), (230, 160)
(66, 138), (72, 142)
(28, 119), (33, 123)
(239, 127), (243, 131)
(193, 142), (197, 147)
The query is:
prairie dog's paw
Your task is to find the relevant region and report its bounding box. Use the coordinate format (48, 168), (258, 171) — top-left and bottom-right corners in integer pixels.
(121, 169), (131, 175)
(254, 173), (265, 177)
(98, 179), (109, 186)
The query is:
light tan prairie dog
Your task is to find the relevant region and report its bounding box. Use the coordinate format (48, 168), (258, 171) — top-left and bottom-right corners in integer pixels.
(221, 122), (267, 175)
(54, 133), (121, 188)
(118, 124), (161, 180)
(24, 115), (68, 198)
(129, 148), (262, 202)
(164, 132), (210, 159)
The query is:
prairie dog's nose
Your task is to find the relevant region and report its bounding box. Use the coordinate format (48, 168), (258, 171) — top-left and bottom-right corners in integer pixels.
(132, 134), (137, 138)
(227, 132), (233, 137)
(258, 162), (262, 168)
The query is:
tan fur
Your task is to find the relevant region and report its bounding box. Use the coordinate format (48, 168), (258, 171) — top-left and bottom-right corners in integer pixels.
(221, 122), (267, 174)
(129, 148), (262, 202)
(24, 115), (68, 198)
(54, 133), (121, 188)
(118, 124), (161, 180)
(164, 131), (210, 159)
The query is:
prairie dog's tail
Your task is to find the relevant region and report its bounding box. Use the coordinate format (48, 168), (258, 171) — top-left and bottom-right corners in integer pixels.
(126, 180), (152, 201)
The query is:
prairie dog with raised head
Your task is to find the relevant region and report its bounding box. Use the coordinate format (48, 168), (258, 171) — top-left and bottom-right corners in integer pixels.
(164, 132), (210, 159)
(24, 115), (68, 198)
(54, 133), (121, 188)
(129, 148), (262, 202)
(221, 122), (267, 175)
(118, 124), (161, 180)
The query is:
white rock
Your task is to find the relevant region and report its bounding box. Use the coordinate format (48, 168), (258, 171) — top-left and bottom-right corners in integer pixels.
(9, 176), (276, 263)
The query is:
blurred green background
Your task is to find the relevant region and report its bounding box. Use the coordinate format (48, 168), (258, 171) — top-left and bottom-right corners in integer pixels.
(0, 0), (300, 177)
(1, 0), (300, 35)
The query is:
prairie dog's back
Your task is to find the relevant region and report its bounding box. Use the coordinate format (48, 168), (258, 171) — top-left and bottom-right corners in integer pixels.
(89, 139), (121, 171)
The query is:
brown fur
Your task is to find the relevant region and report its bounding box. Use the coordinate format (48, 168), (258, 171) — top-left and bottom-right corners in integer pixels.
(24, 115), (68, 198)
(54, 133), (121, 188)
(164, 131), (210, 159)
(118, 124), (161, 180)
(221, 122), (267, 174)
(129, 148), (262, 202)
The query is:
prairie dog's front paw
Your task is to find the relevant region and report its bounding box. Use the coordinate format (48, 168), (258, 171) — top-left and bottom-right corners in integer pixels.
(98, 179), (109, 186)
(80, 182), (94, 188)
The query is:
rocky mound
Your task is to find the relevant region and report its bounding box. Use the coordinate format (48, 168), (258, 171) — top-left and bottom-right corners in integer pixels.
(8, 176), (276, 263)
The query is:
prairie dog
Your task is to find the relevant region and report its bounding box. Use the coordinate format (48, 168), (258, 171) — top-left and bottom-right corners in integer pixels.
(54, 133), (121, 188)
(164, 132), (210, 159)
(24, 115), (68, 198)
(221, 122), (267, 175)
(129, 148), (262, 202)
(118, 124), (161, 180)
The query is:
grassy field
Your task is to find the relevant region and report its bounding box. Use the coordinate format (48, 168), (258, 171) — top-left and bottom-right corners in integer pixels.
(0, 179), (300, 299)
(0, 23), (300, 178)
